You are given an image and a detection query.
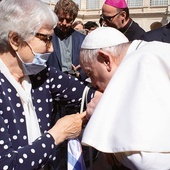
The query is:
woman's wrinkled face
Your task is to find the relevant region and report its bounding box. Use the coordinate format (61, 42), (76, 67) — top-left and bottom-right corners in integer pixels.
(17, 27), (54, 63)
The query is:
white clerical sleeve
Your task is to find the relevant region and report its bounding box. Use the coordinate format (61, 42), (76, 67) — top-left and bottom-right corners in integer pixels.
(82, 41), (170, 153)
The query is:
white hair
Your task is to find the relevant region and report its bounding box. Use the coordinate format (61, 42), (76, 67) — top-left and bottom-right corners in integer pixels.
(80, 43), (129, 64)
(0, 0), (58, 52)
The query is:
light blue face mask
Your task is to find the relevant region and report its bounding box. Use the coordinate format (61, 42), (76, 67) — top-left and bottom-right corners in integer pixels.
(16, 45), (50, 75)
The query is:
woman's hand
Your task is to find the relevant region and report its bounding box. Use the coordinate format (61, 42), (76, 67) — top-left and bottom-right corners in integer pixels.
(48, 112), (86, 145)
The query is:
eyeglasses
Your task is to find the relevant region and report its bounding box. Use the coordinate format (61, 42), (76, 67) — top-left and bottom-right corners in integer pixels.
(58, 17), (73, 23)
(35, 33), (53, 48)
(100, 11), (121, 22)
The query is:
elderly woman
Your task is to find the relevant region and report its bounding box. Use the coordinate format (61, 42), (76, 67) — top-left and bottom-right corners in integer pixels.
(0, 0), (98, 169)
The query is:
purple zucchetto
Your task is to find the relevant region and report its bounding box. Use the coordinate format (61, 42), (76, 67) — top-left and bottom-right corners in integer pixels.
(104, 0), (127, 8)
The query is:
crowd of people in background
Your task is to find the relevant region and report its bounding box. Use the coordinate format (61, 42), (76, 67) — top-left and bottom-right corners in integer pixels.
(0, 0), (170, 169)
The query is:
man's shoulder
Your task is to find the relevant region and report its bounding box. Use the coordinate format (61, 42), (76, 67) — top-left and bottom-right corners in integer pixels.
(131, 20), (145, 33)
(71, 30), (86, 43)
(146, 26), (164, 35)
(140, 26), (168, 42)
(72, 30), (86, 38)
(125, 19), (145, 40)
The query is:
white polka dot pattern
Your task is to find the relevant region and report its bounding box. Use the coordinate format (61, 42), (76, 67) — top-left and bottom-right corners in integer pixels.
(0, 67), (95, 169)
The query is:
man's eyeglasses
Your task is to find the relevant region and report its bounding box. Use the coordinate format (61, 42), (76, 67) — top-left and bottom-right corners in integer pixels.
(35, 33), (53, 48)
(58, 17), (73, 23)
(100, 11), (121, 22)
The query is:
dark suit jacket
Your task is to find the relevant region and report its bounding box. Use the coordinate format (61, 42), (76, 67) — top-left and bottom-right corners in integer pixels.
(119, 18), (145, 41)
(140, 22), (170, 43)
(47, 28), (86, 80)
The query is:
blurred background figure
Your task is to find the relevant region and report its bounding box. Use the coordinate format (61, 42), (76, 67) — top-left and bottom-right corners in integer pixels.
(84, 21), (99, 34)
(72, 20), (85, 34)
(141, 21), (170, 43)
(150, 21), (163, 30)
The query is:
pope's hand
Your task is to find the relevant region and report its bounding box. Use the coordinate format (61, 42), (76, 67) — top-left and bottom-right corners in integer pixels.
(86, 91), (102, 119)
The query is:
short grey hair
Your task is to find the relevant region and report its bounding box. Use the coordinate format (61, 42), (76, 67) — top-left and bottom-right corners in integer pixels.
(0, 0), (58, 52)
(80, 43), (129, 64)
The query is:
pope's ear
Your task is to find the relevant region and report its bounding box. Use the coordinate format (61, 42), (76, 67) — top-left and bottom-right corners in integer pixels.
(8, 32), (21, 51)
(97, 50), (112, 71)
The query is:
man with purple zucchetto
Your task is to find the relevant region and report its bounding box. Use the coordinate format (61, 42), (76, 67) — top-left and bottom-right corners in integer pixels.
(100, 0), (145, 41)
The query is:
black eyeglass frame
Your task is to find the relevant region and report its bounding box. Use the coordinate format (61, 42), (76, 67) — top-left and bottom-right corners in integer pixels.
(58, 17), (74, 24)
(35, 33), (53, 48)
(100, 11), (122, 22)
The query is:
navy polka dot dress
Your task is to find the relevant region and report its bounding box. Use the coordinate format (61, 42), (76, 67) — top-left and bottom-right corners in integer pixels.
(0, 66), (95, 170)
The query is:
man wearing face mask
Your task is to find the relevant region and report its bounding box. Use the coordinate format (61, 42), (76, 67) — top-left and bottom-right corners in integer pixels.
(100, 0), (145, 41)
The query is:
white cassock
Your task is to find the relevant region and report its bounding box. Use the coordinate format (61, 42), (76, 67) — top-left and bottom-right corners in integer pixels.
(82, 40), (170, 170)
